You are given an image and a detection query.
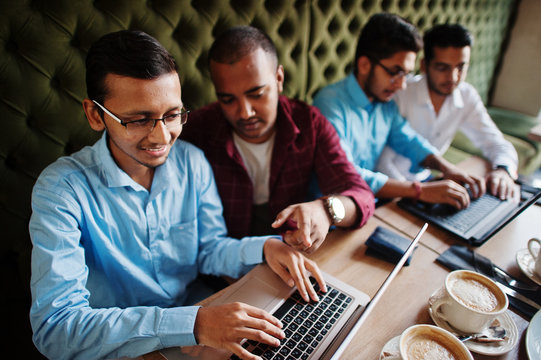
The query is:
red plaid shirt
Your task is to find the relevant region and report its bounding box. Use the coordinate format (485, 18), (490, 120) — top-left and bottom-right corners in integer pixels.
(180, 96), (374, 238)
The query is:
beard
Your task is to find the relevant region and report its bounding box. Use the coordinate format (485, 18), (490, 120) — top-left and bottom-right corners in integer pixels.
(364, 69), (381, 103)
(364, 68), (395, 103)
(426, 73), (455, 96)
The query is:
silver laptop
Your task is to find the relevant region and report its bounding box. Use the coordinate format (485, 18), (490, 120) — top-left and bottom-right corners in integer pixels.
(161, 223), (428, 360)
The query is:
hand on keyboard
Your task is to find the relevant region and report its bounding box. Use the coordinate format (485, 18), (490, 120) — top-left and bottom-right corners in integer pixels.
(437, 160), (486, 199)
(486, 168), (519, 201)
(263, 238), (327, 302)
(418, 179), (472, 210)
(194, 302), (285, 360)
(231, 278), (353, 360)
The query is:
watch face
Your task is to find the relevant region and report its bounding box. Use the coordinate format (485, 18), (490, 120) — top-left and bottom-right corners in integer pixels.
(330, 197), (345, 221)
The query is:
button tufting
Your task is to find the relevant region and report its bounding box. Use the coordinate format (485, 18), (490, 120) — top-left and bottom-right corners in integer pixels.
(5, 38), (18, 53)
(348, 17), (361, 34)
(336, 41), (348, 57)
(50, 76), (61, 90)
(327, 17), (341, 36)
(278, 20), (294, 38)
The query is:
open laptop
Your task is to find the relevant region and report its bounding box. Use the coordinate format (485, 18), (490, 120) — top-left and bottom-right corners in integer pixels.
(160, 223), (428, 360)
(398, 184), (541, 246)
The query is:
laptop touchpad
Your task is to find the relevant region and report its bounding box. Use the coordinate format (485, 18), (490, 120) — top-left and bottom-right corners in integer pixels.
(219, 277), (283, 310)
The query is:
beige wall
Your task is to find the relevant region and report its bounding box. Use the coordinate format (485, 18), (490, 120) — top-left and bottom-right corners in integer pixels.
(491, 0), (541, 117)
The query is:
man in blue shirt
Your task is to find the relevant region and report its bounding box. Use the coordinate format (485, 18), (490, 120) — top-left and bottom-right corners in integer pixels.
(29, 30), (325, 360)
(314, 13), (485, 209)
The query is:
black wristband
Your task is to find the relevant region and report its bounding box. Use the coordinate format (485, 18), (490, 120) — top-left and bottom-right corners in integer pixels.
(494, 165), (517, 180)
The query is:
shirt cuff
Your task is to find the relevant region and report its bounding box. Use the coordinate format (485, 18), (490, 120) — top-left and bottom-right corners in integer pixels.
(409, 148), (437, 174)
(159, 306), (200, 347)
(371, 172), (389, 194)
(240, 236), (280, 265)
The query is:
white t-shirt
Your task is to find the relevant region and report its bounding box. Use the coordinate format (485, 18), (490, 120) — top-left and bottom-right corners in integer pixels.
(376, 75), (518, 181)
(233, 132), (275, 205)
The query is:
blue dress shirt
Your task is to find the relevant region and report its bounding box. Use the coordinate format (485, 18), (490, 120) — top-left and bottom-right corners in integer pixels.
(29, 133), (273, 360)
(313, 73), (437, 194)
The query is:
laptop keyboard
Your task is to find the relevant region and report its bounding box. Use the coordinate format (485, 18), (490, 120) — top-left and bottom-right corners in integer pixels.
(230, 278), (353, 360)
(430, 193), (502, 233)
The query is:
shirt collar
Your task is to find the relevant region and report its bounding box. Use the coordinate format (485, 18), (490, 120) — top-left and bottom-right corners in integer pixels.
(276, 95), (300, 142)
(450, 82), (464, 108)
(97, 132), (134, 189)
(96, 132), (172, 193)
(346, 73), (371, 110)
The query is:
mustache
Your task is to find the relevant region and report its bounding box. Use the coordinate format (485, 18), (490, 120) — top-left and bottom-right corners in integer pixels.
(236, 116), (262, 124)
(441, 81), (458, 87)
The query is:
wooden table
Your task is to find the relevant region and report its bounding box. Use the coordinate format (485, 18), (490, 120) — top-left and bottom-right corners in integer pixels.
(145, 156), (538, 360)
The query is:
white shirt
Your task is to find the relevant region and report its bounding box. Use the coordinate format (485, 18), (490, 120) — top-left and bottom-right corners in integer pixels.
(233, 132), (275, 205)
(376, 75), (518, 181)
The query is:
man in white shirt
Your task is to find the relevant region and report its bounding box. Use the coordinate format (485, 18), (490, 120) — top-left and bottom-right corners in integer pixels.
(377, 24), (518, 200)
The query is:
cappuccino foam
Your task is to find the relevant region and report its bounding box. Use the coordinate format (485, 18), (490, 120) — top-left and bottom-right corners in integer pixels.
(449, 277), (499, 312)
(406, 335), (457, 360)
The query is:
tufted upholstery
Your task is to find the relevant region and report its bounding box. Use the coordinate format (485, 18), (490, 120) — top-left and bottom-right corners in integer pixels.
(0, 0), (519, 357)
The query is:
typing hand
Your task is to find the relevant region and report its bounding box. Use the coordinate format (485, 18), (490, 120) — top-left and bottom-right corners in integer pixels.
(486, 168), (518, 201)
(194, 302), (284, 360)
(271, 200), (331, 253)
(441, 164), (486, 199)
(419, 180), (472, 210)
(263, 238), (327, 302)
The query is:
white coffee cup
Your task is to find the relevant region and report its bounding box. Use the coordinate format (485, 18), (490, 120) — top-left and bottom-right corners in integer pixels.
(431, 270), (508, 334)
(400, 324), (473, 360)
(528, 238), (541, 277)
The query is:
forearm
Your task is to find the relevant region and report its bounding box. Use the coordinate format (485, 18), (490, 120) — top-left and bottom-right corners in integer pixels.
(32, 300), (199, 360)
(198, 233), (269, 278)
(421, 153), (452, 174)
(332, 195), (359, 228)
(375, 179), (419, 199)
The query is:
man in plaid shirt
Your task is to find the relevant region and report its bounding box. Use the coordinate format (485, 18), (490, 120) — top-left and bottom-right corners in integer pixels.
(181, 26), (374, 253)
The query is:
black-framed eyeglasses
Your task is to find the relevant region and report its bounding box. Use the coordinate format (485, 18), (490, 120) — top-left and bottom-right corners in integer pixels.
(371, 59), (408, 84)
(92, 100), (189, 135)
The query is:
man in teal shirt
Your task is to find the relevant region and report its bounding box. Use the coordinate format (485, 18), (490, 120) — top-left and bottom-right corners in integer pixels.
(314, 13), (485, 209)
(29, 30), (325, 360)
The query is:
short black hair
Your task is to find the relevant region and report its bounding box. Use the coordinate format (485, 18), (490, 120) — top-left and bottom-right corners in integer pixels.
(208, 25), (278, 68)
(86, 30), (177, 103)
(423, 24), (473, 63)
(354, 13), (422, 73)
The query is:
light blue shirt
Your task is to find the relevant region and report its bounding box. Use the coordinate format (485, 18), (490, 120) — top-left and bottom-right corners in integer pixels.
(29, 133), (272, 360)
(313, 73), (437, 194)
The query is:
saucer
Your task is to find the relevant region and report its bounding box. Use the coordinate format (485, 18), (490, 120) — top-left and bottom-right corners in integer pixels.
(526, 309), (541, 360)
(516, 248), (541, 286)
(428, 287), (519, 355)
(379, 335), (401, 360)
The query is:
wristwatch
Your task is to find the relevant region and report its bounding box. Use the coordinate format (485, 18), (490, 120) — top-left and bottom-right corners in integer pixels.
(494, 165), (517, 180)
(322, 196), (345, 225)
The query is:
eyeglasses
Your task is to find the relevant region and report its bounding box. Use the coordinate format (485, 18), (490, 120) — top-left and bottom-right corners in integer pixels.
(371, 59), (408, 84)
(92, 100), (189, 135)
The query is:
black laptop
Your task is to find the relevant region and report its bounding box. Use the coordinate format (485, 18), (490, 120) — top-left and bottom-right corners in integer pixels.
(398, 183), (541, 246)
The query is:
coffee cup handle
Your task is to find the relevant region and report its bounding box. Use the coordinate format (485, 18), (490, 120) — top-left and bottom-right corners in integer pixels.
(431, 295), (451, 323)
(528, 238), (541, 260)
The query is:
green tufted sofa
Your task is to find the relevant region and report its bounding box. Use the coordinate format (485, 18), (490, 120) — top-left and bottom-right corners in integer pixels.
(0, 0), (528, 358)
